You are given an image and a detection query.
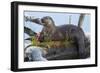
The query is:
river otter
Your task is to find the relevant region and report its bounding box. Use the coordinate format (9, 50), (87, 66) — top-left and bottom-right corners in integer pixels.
(25, 16), (88, 59)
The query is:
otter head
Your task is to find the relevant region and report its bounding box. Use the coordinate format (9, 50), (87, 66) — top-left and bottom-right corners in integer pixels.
(41, 16), (55, 27)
